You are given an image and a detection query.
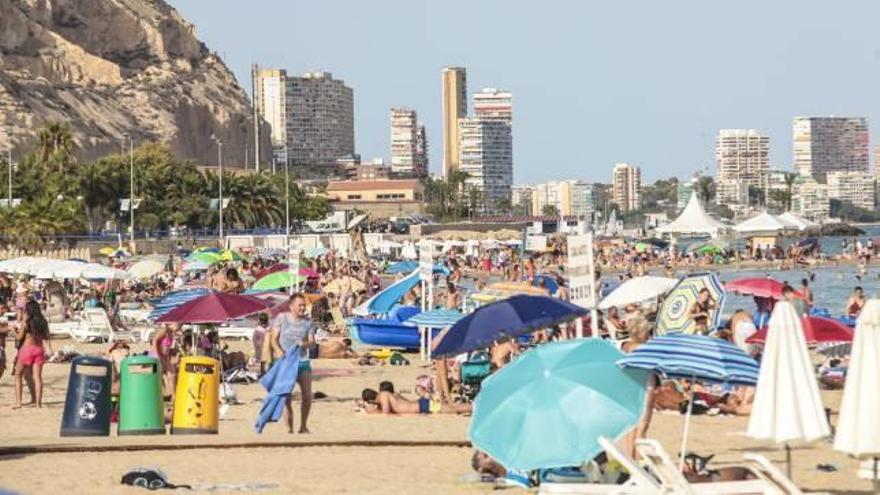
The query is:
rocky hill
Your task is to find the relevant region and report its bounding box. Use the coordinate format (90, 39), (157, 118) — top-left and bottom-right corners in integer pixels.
(0, 0), (269, 167)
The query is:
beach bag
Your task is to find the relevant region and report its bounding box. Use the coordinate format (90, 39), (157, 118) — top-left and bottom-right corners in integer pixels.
(121, 468), (190, 490)
(388, 352), (409, 366)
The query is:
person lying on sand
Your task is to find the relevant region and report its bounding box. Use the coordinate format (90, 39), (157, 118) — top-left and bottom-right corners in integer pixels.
(358, 389), (472, 415)
(315, 338), (358, 359)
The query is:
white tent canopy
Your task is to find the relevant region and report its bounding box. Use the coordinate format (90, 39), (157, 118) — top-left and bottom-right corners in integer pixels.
(598, 276), (679, 309)
(655, 193), (725, 237)
(777, 211), (818, 231)
(733, 212), (798, 235)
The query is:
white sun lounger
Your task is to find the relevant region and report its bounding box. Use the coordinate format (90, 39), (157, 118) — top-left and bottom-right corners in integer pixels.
(537, 437), (660, 494)
(635, 439), (769, 495)
(48, 320), (80, 339)
(742, 454), (830, 495)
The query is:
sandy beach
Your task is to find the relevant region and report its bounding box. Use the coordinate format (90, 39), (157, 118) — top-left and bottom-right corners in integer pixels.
(0, 339), (872, 494)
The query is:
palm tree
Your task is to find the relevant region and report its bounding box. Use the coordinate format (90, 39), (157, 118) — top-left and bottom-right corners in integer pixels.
(695, 176), (715, 206)
(36, 122), (77, 171)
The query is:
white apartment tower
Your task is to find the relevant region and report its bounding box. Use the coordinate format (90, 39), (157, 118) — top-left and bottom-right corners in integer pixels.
(390, 108), (427, 177)
(473, 88), (513, 122)
(254, 68), (288, 166)
(612, 163), (642, 212)
(827, 171), (876, 210)
(286, 71), (354, 176)
(531, 181), (594, 218)
(715, 129), (769, 209)
(458, 117), (513, 213)
(793, 117), (869, 178)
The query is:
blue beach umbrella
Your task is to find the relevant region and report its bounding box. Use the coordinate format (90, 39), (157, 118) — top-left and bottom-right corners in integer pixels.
(384, 260), (419, 275)
(148, 288), (210, 321)
(618, 333), (759, 469)
(403, 308), (464, 327)
(470, 339), (649, 471)
(433, 295), (588, 357)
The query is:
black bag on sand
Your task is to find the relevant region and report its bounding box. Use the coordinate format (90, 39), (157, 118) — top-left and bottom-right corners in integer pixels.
(121, 468), (191, 490)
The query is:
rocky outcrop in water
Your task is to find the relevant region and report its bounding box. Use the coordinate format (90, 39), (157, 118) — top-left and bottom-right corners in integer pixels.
(0, 0), (269, 167)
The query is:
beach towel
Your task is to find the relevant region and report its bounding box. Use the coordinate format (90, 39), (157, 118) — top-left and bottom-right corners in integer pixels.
(254, 347), (301, 433)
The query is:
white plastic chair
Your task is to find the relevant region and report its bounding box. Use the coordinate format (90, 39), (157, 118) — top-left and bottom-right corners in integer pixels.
(635, 439), (768, 495)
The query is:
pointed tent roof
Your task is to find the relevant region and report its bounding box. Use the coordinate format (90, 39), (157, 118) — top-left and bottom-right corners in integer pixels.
(656, 193), (725, 236)
(733, 212), (797, 235)
(777, 211), (818, 231)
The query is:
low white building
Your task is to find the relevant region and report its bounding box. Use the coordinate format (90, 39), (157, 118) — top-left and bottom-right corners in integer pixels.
(827, 170), (876, 210)
(791, 176), (830, 222)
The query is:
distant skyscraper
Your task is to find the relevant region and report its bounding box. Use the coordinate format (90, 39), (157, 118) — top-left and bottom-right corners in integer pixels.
(715, 129), (770, 210)
(458, 117), (513, 213)
(416, 125), (428, 173)
(793, 117), (868, 178)
(389, 108), (427, 177)
(612, 163), (641, 212)
(442, 67), (467, 177)
(473, 88), (512, 122)
(254, 67), (288, 167)
(286, 71), (354, 176)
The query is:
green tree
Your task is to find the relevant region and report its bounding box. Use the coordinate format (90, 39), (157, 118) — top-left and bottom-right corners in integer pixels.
(541, 204), (560, 216)
(695, 176), (715, 206)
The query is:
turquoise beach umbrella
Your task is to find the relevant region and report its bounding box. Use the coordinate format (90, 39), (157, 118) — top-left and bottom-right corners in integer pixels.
(469, 339), (649, 471)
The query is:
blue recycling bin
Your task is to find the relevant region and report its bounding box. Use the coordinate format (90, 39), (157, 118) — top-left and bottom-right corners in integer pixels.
(60, 356), (113, 437)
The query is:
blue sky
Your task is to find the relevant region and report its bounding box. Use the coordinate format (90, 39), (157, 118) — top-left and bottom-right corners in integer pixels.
(168, 0), (880, 184)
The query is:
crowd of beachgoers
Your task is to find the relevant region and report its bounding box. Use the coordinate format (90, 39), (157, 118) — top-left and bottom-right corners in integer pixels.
(0, 232), (876, 492)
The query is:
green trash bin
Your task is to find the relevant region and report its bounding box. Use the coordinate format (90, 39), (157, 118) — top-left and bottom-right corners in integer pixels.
(118, 356), (165, 435)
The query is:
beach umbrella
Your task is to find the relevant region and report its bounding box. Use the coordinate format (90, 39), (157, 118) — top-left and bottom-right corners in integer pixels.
(193, 246), (221, 253)
(404, 308), (465, 361)
(219, 249), (243, 262)
(99, 246), (130, 257)
(187, 251), (222, 265)
(433, 295), (588, 357)
(324, 276), (366, 295)
(182, 260), (210, 272)
(656, 273), (724, 335)
(723, 277), (800, 300)
(598, 276), (678, 310)
(384, 260), (419, 274)
(148, 288), (210, 321)
(156, 291), (272, 324)
(127, 260), (165, 279)
(747, 316), (854, 345)
(304, 246), (329, 258)
(834, 300), (880, 491)
(747, 301), (831, 478)
(633, 242), (650, 253)
(471, 339), (649, 471)
(252, 271), (306, 291)
(618, 333), (759, 469)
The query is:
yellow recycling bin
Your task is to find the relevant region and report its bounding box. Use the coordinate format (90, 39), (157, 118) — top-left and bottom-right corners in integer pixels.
(171, 356), (219, 435)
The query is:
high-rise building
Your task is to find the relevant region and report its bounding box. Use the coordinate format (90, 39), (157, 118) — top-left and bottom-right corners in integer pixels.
(389, 108), (427, 177)
(286, 71), (354, 176)
(442, 67), (467, 177)
(793, 117), (869, 178)
(827, 171), (876, 210)
(473, 88), (512, 122)
(715, 129), (769, 210)
(254, 67), (288, 167)
(416, 125), (428, 173)
(612, 163), (642, 212)
(458, 117), (513, 213)
(531, 181), (594, 218)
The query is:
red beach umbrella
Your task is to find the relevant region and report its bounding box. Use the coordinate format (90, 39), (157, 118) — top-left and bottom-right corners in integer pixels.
(747, 316), (854, 345)
(724, 277), (802, 300)
(156, 291), (272, 324)
(263, 263), (319, 278)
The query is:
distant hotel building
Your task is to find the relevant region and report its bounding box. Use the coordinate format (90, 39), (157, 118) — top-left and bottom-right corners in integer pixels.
(253, 67), (288, 167)
(612, 163), (642, 212)
(442, 67), (467, 177)
(511, 185), (534, 215)
(792, 176), (830, 222)
(715, 129), (769, 212)
(325, 179), (424, 217)
(793, 117), (869, 178)
(458, 117), (513, 214)
(827, 171), (876, 210)
(286, 71), (354, 177)
(531, 181), (594, 218)
(473, 88), (512, 122)
(390, 108), (427, 177)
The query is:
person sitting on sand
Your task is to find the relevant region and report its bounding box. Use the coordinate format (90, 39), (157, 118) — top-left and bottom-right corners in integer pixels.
(359, 388), (472, 415)
(315, 338), (358, 359)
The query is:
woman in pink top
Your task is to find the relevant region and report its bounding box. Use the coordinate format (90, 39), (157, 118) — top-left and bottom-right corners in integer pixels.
(14, 301), (51, 408)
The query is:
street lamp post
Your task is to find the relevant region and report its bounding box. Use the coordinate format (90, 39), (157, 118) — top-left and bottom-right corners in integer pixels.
(6, 124), (12, 206)
(128, 136), (134, 249)
(212, 134), (224, 245)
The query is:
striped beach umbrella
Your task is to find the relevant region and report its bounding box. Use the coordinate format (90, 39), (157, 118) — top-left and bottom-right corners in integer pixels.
(148, 288), (209, 321)
(404, 308), (464, 327)
(656, 272), (724, 335)
(618, 333), (759, 469)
